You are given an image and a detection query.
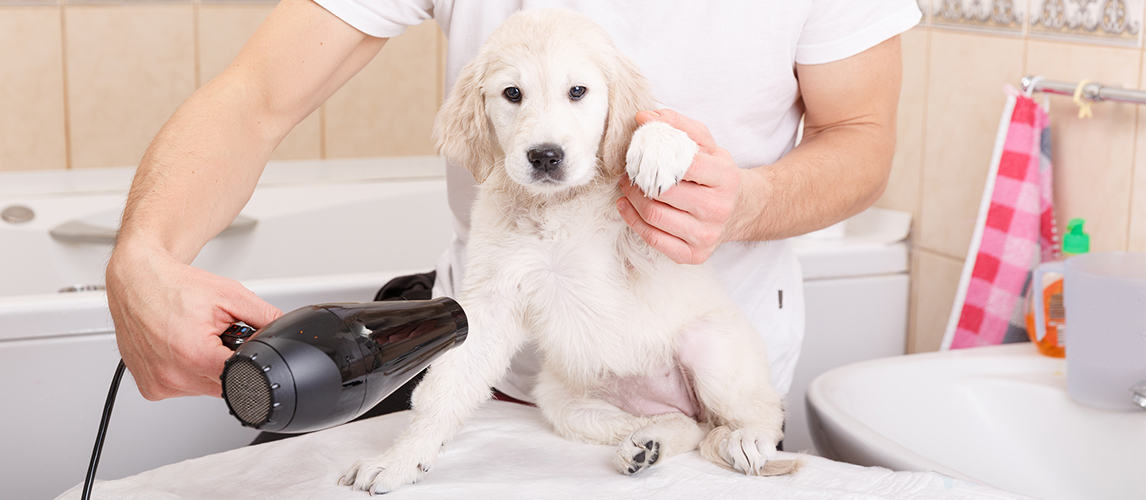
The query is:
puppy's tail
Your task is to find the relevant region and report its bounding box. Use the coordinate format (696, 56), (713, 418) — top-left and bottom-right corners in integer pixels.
(699, 425), (804, 477)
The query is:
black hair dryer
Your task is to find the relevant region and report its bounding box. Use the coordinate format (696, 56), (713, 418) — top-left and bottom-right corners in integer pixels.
(220, 298), (467, 433)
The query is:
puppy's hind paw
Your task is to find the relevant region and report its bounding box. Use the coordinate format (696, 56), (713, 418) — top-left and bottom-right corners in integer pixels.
(625, 121), (698, 199)
(615, 438), (661, 476)
(700, 425), (798, 476)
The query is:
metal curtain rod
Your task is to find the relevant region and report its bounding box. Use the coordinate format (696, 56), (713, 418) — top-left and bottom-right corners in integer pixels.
(1021, 76), (1146, 105)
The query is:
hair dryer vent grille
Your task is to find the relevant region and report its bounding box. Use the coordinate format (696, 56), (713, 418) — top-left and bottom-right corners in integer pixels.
(223, 358), (272, 427)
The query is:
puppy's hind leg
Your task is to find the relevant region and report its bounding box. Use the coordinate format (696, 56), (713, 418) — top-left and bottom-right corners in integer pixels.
(533, 370), (708, 475)
(678, 313), (794, 476)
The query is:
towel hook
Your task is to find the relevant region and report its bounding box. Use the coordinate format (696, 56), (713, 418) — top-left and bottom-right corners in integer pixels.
(1073, 79), (1094, 119)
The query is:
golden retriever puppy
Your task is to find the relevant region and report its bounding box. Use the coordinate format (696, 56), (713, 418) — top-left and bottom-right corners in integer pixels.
(341, 9), (795, 494)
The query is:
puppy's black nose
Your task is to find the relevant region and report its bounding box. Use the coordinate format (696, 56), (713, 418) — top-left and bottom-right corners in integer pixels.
(527, 145), (564, 173)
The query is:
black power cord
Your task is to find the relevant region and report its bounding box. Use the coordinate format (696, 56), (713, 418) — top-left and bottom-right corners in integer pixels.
(82, 359), (126, 500)
(79, 326), (252, 499)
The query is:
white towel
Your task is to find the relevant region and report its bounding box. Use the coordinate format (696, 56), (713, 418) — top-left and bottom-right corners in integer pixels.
(57, 401), (1034, 500)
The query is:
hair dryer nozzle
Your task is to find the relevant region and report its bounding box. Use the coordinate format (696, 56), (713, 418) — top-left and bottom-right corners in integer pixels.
(221, 297), (466, 433)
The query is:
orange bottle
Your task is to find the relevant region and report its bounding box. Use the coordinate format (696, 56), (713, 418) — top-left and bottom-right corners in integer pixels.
(1025, 219), (1089, 357)
(1026, 275), (1066, 357)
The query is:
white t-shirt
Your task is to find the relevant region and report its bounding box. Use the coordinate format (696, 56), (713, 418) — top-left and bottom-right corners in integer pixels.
(312, 0), (922, 399)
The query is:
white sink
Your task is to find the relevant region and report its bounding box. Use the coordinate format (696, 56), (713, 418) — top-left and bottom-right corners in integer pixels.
(806, 343), (1146, 500)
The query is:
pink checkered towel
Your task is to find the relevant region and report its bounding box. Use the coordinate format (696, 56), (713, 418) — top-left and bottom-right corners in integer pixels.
(943, 86), (1060, 350)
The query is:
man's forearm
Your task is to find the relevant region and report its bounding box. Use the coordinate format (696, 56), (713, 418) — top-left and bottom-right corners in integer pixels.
(118, 79), (282, 263)
(728, 36), (901, 243)
(116, 0), (386, 263)
(730, 119), (895, 242)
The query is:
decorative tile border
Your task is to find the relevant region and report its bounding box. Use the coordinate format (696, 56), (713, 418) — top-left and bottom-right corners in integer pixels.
(62, 0), (193, 4)
(926, 0), (1029, 34)
(0, 0), (61, 5)
(0, 0), (281, 4)
(1028, 0), (1143, 46)
(918, 0), (932, 25)
(199, 0), (278, 5)
(922, 0), (1145, 46)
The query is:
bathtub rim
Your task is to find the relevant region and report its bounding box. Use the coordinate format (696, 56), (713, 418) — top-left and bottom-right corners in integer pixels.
(0, 155), (447, 198)
(0, 269), (434, 342)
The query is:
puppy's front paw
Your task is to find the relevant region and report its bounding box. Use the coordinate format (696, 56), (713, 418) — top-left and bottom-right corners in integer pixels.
(625, 121), (698, 199)
(339, 448), (433, 495)
(614, 436), (661, 476)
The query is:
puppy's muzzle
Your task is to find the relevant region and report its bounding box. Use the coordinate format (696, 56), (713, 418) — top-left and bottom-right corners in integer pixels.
(528, 144), (564, 176)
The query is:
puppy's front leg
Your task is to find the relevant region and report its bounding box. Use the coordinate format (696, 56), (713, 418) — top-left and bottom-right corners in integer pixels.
(625, 121), (698, 199)
(340, 301), (525, 494)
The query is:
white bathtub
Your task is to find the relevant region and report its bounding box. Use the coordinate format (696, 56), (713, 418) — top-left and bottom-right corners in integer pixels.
(0, 157), (454, 500)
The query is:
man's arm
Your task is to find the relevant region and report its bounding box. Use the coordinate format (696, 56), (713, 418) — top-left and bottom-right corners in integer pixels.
(617, 36), (902, 264)
(107, 0), (387, 400)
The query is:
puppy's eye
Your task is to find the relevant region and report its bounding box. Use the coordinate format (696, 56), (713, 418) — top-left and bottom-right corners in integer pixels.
(569, 86), (587, 100)
(503, 87), (522, 103)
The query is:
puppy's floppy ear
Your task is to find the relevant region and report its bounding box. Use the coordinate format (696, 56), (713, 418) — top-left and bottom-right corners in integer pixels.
(599, 53), (657, 177)
(433, 59), (495, 183)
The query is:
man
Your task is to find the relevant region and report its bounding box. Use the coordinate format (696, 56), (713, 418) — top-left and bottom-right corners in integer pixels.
(106, 0), (921, 404)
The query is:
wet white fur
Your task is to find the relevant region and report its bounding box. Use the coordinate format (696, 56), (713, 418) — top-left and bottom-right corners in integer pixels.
(340, 10), (789, 494)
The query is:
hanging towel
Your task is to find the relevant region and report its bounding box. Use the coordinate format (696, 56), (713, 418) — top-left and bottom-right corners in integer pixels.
(942, 86), (1060, 350)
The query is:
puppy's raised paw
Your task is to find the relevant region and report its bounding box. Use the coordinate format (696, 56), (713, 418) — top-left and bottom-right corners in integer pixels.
(339, 450), (430, 495)
(625, 121), (698, 199)
(615, 437), (661, 476)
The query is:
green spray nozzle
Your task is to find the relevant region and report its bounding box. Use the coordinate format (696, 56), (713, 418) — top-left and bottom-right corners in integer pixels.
(1063, 218), (1090, 255)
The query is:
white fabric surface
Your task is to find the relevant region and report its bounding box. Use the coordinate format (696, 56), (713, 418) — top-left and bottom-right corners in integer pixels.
(58, 401), (1033, 500)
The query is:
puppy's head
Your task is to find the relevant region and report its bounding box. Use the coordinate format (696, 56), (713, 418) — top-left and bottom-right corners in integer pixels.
(433, 9), (654, 194)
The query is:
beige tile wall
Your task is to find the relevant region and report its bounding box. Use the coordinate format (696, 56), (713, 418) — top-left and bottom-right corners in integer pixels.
(882, 28), (928, 222)
(0, 7), (67, 171)
(0, 1), (444, 171)
(65, 4), (197, 169)
(880, 2), (1146, 353)
(918, 31), (1027, 260)
(324, 19), (440, 158)
(1131, 49), (1146, 253)
(0, 1), (1143, 355)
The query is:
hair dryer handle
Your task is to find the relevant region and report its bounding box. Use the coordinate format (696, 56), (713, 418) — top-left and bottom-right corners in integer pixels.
(220, 323), (257, 350)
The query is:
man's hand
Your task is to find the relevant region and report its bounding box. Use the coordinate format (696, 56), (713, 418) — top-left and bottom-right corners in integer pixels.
(619, 37), (901, 260)
(617, 109), (744, 265)
(106, 245), (282, 400)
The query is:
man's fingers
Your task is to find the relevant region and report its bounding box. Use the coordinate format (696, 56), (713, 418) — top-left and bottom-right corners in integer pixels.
(152, 342), (228, 400)
(219, 279), (283, 330)
(136, 364), (207, 401)
(678, 154), (734, 190)
(619, 181), (723, 255)
(636, 109), (717, 150)
(621, 174), (726, 225)
(194, 371), (225, 398)
(616, 197), (695, 264)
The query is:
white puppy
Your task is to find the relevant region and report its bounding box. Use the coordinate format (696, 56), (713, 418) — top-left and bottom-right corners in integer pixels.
(341, 9), (797, 494)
